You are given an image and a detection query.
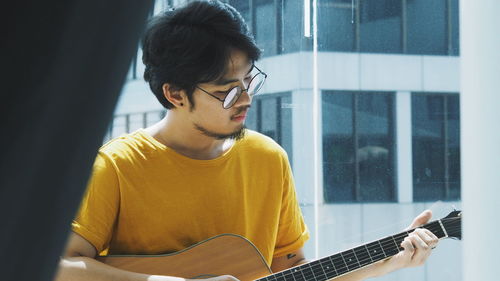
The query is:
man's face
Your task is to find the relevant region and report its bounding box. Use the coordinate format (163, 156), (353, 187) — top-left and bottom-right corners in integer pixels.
(187, 49), (255, 140)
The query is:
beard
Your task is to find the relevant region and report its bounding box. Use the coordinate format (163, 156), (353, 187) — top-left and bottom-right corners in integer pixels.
(193, 123), (247, 141)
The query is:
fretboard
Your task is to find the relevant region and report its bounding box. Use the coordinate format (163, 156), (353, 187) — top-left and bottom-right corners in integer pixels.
(256, 220), (447, 281)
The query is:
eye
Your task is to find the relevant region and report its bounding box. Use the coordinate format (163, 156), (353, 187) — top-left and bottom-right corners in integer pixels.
(213, 91), (228, 97)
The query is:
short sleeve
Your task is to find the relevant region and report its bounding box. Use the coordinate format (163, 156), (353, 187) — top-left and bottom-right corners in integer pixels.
(273, 154), (310, 257)
(72, 152), (120, 254)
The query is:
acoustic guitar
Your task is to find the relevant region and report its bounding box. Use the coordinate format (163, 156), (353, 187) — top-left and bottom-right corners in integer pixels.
(98, 210), (462, 281)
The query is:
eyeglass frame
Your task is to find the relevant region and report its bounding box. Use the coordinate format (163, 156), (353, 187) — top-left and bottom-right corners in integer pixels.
(196, 65), (267, 109)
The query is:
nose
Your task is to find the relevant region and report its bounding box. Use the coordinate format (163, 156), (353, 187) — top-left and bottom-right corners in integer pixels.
(233, 86), (252, 108)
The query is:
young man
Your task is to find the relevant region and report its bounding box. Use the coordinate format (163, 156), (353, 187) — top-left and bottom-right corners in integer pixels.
(55, 1), (438, 281)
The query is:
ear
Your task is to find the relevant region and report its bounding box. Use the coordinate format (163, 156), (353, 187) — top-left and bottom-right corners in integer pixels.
(162, 83), (187, 108)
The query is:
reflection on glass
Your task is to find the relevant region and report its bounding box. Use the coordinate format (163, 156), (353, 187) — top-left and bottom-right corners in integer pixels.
(283, 0), (303, 53)
(407, 0), (447, 55)
(357, 93), (395, 201)
(412, 93), (461, 201)
(318, 0), (355, 52)
(261, 98), (278, 140)
(246, 99), (258, 131)
(447, 95), (461, 198)
(228, 0), (250, 23)
(359, 0), (402, 53)
(322, 91), (395, 202)
(245, 94), (293, 164)
(323, 92), (355, 202)
(256, 0), (276, 56)
(450, 0), (460, 55)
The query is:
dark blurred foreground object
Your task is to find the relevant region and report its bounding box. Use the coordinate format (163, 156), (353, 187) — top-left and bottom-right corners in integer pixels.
(0, 1), (153, 280)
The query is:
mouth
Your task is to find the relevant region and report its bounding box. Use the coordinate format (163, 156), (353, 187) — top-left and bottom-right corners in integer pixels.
(231, 108), (249, 122)
(232, 115), (247, 122)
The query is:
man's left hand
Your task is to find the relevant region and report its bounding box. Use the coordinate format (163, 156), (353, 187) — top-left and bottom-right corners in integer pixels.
(372, 210), (439, 277)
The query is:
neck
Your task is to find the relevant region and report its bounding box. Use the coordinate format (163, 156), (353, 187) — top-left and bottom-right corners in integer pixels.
(255, 220), (449, 281)
(145, 114), (232, 160)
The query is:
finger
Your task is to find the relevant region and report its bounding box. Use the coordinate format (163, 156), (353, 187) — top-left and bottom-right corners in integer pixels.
(400, 237), (415, 259)
(417, 228), (439, 248)
(406, 210), (432, 230)
(408, 234), (432, 266)
(411, 228), (439, 249)
(413, 228), (434, 247)
(410, 232), (431, 251)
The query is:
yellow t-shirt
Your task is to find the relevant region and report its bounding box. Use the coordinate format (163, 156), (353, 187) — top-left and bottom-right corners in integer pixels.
(72, 129), (309, 266)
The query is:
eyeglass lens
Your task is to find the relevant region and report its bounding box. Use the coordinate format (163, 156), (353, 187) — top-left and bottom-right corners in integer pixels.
(223, 73), (265, 108)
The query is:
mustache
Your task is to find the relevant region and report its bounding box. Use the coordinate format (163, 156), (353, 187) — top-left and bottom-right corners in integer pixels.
(232, 105), (251, 117)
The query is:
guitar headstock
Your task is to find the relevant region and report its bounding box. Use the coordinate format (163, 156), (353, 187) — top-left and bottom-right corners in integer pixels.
(441, 210), (462, 240)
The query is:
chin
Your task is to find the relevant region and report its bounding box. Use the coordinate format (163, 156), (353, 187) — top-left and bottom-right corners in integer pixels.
(194, 123), (247, 140)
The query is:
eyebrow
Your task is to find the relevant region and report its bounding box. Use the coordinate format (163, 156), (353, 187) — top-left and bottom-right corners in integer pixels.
(214, 64), (255, 86)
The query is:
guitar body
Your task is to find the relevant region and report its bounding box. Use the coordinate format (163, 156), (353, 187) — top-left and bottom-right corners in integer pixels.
(97, 234), (272, 281)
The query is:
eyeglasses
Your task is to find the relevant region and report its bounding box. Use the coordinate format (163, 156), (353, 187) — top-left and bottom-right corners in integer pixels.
(196, 65), (267, 109)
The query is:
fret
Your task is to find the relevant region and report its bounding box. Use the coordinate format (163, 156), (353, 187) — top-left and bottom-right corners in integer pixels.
(353, 245), (371, 267)
(380, 237), (399, 256)
(390, 236), (400, 250)
(314, 259), (329, 280)
(366, 241), (386, 261)
(424, 221), (446, 238)
(376, 239), (388, 258)
(332, 253), (349, 275)
(275, 271), (286, 281)
(276, 269), (293, 281)
(300, 264), (315, 281)
(341, 250), (361, 271)
(364, 244), (373, 263)
(310, 260), (327, 280)
(267, 274), (277, 281)
(292, 266), (306, 281)
(395, 232), (409, 249)
(319, 260), (335, 279)
(324, 256), (339, 277)
(307, 263), (319, 280)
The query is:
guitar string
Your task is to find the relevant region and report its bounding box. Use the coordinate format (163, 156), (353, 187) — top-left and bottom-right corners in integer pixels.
(259, 219), (461, 281)
(259, 232), (421, 281)
(264, 222), (461, 281)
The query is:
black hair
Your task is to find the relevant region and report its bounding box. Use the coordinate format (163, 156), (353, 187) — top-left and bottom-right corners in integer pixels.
(141, 0), (261, 109)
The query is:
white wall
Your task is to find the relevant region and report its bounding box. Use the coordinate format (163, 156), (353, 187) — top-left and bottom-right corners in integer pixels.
(460, 0), (500, 280)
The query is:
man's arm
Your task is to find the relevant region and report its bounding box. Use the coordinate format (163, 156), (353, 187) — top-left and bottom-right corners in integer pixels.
(54, 232), (238, 281)
(271, 210), (439, 281)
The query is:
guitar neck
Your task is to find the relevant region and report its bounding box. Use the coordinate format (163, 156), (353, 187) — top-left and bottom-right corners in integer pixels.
(256, 220), (449, 281)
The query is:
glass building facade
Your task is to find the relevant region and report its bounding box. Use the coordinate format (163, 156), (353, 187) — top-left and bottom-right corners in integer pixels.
(122, 0), (462, 205)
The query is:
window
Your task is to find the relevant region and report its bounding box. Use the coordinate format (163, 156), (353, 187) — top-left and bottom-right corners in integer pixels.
(359, 0), (402, 53)
(246, 93), (293, 163)
(450, 0), (460, 55)
(315, 0), (459, 55)
(406, 0), (447, 55)
(282, 0), (304, 53)
(322, 91), (396, 202)
(255, 0), (277, 56)
(318, 0), (356, 52)
(412, 93), (461, 201)
(228, 0), (251, 24)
